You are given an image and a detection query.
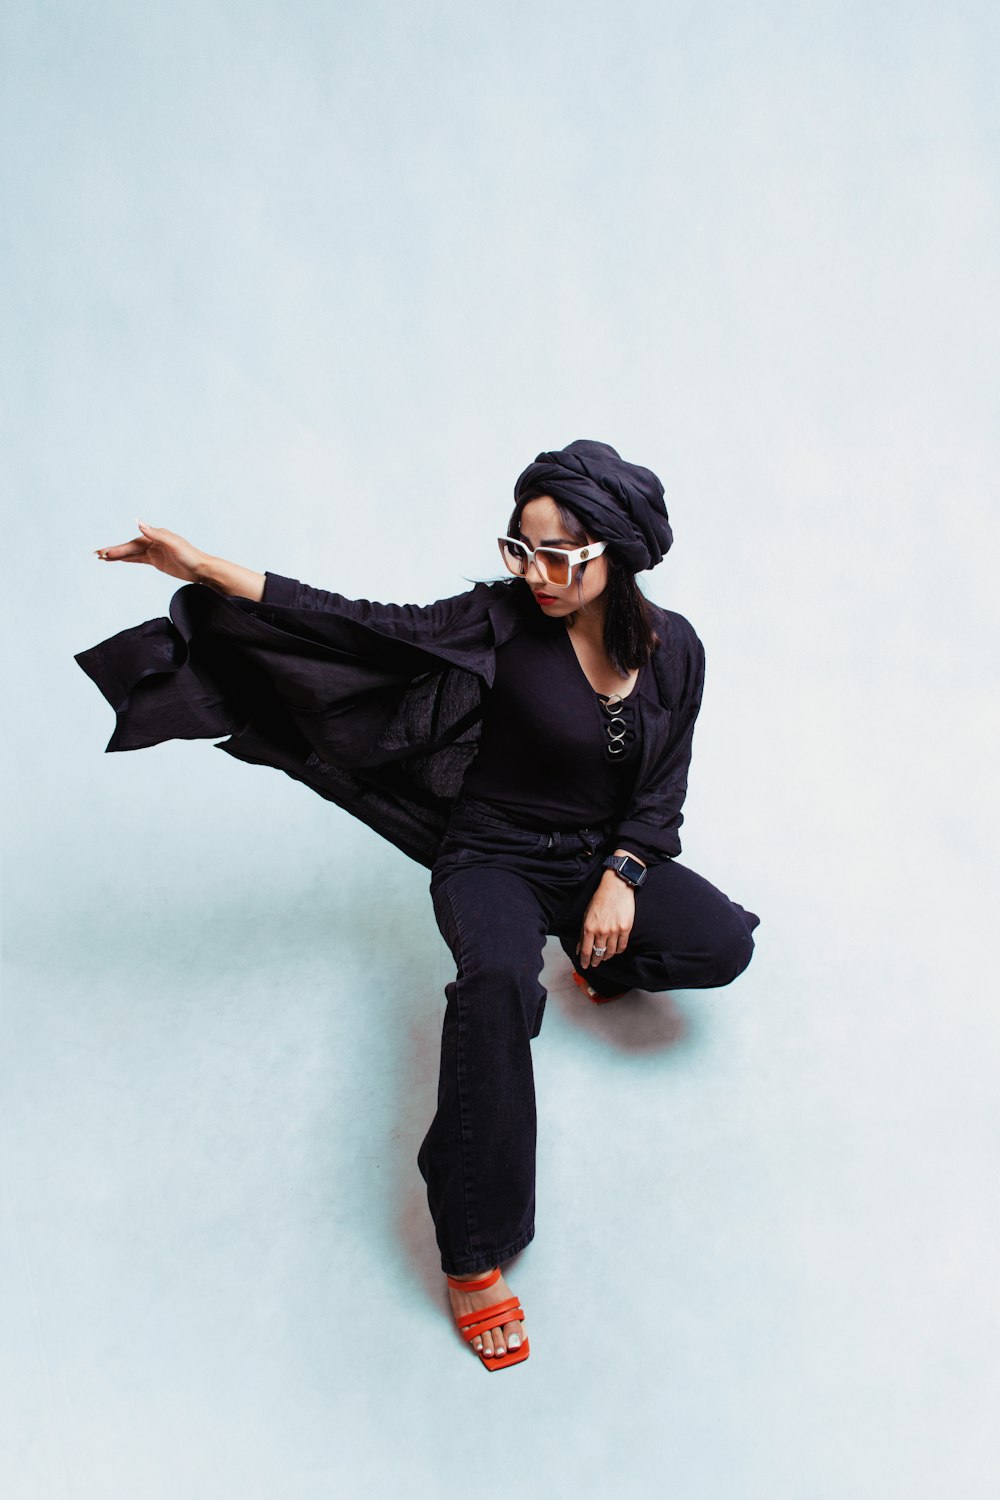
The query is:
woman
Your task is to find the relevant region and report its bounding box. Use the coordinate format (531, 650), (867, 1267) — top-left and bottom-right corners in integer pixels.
(79, 439), (760, 1373)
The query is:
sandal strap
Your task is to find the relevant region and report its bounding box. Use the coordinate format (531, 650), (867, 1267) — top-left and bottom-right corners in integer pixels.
(456, 1296), (524, 1340)
(446, 1267), (501, 1293)
(571, 970), (626, 1001)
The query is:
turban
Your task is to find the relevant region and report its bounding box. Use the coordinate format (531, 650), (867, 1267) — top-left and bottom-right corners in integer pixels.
(509, 439), (672, 573)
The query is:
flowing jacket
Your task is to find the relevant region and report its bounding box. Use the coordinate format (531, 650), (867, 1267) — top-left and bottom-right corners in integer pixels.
(74, 570), (706, 871)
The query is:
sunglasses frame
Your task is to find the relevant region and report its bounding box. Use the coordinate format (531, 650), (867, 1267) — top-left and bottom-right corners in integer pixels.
(497, 535), (608, 589)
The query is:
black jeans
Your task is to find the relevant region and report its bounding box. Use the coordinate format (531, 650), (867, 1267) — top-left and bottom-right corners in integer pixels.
(416, 794), (760, 1274)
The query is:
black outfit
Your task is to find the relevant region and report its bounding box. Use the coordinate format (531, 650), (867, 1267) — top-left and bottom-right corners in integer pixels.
(73, 570), (760, 1277)
(418, 628), (758, 1275)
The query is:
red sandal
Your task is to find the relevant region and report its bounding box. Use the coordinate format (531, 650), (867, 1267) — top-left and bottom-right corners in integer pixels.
(572, 970), (627, 1004)
(447, 1267), (530, 1372)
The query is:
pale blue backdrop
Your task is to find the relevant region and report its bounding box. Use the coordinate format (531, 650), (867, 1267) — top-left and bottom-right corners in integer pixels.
(2, 2), (998, 1496)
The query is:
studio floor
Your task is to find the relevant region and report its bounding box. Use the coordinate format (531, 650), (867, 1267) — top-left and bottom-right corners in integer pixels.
(3, 815), (996, 1498)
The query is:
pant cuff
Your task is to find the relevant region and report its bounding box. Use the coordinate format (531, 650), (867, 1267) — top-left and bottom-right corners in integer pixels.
(440, 1224), (535, 1277)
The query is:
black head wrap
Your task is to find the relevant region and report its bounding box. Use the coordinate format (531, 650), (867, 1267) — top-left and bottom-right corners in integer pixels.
(509, 439), (672, 573)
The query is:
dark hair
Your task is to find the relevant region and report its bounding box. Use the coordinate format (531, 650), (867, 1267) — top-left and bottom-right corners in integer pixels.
(510, 496), (660, 676)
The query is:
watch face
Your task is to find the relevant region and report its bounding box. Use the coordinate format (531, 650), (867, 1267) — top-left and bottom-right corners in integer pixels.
(618, 855), (646, 884)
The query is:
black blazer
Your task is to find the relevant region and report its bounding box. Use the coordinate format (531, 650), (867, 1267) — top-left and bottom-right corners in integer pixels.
(74, 571), (706, 871)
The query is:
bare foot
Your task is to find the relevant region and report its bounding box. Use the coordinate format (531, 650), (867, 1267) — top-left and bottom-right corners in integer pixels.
(447, 1268), (526, 1358)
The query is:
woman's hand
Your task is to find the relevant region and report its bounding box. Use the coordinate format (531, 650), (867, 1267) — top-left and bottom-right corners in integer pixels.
(94, 521), (209, 584)
(577, 871), (636, 969)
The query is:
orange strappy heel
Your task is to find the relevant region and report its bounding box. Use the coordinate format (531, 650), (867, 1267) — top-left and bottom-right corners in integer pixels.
(572, 970), (627, 1004)
(447, 1267), (530, 1372)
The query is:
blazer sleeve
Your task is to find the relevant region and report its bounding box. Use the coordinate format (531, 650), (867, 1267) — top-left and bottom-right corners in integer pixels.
(260, 570), (488, 644)
(610, 617), (706, 868)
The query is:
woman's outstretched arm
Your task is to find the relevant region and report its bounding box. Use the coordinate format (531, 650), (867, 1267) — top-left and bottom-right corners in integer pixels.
(95, 522), (266, 601)
(94, 521), (496, 641)
(197, 554), (266, 600)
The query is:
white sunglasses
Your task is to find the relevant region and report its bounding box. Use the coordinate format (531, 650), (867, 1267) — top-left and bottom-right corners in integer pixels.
(497, 535), (607, 588)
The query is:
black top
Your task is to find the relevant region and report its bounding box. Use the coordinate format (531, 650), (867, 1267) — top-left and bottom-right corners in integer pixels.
(74, 572), (705, 872)
(460, 612), (652, 846)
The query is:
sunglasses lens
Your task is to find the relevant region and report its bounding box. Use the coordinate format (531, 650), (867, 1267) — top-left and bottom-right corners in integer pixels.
(537, 550), (570, 586)
(500, 539), (529, 574)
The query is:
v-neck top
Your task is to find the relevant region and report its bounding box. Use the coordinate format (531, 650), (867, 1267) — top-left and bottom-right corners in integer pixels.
(460, 613), (651, 833)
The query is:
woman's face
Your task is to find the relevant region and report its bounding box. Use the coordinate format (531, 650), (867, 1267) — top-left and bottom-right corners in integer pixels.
(516, 495), (609, 618)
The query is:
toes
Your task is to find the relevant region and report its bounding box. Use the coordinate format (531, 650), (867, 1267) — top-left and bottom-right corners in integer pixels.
(503, 1319), (522, 1350)
(480, 1330), (495, 1358)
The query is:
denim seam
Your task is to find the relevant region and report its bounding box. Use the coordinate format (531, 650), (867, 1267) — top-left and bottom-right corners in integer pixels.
(442, 880), (483, 1262)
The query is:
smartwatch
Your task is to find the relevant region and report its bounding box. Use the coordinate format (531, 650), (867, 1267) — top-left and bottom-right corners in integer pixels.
(602, 853), (648, 889)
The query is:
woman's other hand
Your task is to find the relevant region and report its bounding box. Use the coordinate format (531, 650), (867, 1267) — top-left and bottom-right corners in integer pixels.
(577, 871), (636, 968)
(94, 521), (208, 583)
